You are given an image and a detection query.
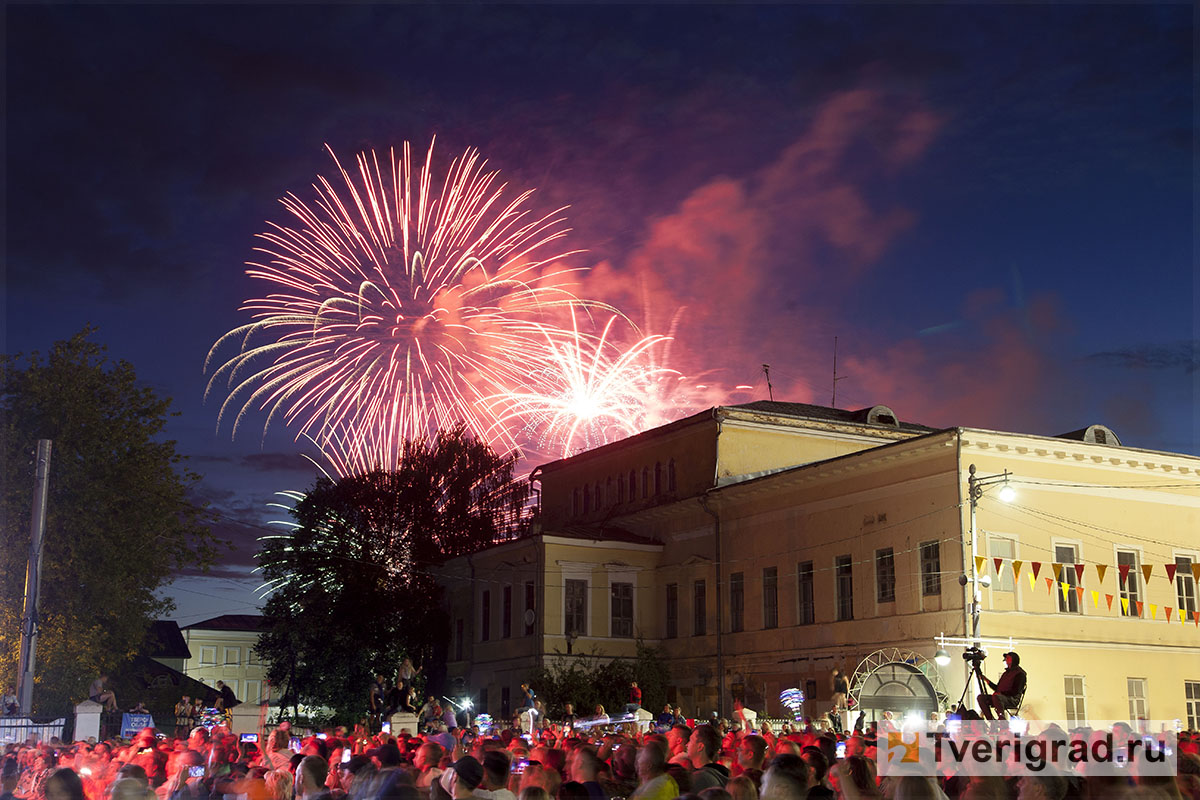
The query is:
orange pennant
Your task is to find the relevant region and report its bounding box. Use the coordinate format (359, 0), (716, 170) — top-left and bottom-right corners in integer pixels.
(1095, 564), (1107, 584)
(1165, 606), (1172, 622)
(1105, 593), (1113, 610)
(1052, 563), (1063, 581)
(1045, 577), (1055, 594)
(1141, 564), (1153, 584)
(1136, 600), (1144, 617)
(1075, 585), (1084, 605)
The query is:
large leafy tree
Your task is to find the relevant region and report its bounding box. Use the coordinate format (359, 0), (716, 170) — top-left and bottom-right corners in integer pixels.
(0, 329), (219, 712)
(256, 426), (530, 721)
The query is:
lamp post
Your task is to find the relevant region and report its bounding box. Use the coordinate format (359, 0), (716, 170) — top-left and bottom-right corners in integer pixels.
(965, 464), (1014, 648)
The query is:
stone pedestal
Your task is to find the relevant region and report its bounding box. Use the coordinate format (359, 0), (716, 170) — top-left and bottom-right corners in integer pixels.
(385, 712), (419, 735)
(74, 700), (102, 742)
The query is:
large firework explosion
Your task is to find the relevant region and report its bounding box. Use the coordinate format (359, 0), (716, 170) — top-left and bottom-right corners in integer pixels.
(207, 140), (676, 469)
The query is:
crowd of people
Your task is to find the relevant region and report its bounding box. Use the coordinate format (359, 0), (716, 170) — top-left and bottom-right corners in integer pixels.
(2, 706), (1198, 800)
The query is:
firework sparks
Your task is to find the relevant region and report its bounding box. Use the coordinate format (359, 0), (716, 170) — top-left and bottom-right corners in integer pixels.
(206, 139), (590, 468)
(484, 312), (680, 458)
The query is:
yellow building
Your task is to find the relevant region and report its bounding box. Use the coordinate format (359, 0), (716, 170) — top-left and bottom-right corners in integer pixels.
(180, 615), (269, 706)
(437, 402), (1200, 727)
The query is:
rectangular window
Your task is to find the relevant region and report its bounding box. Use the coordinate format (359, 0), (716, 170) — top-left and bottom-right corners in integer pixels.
(1175, 556), (1196, 615)
(836, 556), (854, 621)
(1118, 550), (1141, 616)
(244, 680), (260, 704)
(763, 567), (778, 629)
(1056, 544), (1081, 613)
(481, 590), (492, 641)
(798, 561), (815, 625)
(694, 580), (707, 636)
(730, 572), (745, 633)
(920, 541), (941, 597)
(200, 646), (216, 666)
(455, 618), (464, 661)
(565, 579), (588, 636)
(611, 582), (634, 637)
(1065, 675), (1087, 726)
(223, 647), (240, 666)
(1187, 682), (1200, 731)
(876, 548), (896, 603)
(525, 581), (536, 635)
(1127, 678), (1148, 723)
(666, 584), (678, 639)
(989, 537), (1016, 592)
(502, 585), (513, 638)
(805, 679), (817, 706)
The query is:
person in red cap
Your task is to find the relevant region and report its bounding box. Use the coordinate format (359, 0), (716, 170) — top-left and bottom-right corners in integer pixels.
(978, 651), (1027, 720)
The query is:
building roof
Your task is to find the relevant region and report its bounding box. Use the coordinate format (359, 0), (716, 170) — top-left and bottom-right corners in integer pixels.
(181, 614), (266, 632)
(144, 620), (191, 659)
(725, 401), (937, 433)
(547, 525), (662, 547)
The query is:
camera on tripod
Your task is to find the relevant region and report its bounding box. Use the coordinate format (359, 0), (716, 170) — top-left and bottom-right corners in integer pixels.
(962, 646), (987, 668)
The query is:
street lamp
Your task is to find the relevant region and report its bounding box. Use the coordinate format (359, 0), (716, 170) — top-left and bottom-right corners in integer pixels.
(965, 464), (1014, 648)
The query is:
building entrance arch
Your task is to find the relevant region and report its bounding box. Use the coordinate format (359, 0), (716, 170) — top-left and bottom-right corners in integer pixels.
(848, 649), (947, 721)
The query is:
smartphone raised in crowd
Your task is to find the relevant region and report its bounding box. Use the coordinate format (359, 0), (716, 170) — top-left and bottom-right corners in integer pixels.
(836, 742), (846, 759)
(189, 766), (206, 778)
(240, 733), (259, 743)
(342, 749), (352, 764)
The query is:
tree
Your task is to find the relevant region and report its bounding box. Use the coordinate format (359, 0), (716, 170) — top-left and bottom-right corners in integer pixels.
(529, 641), (671, 718)
(256, 425), (530, 721)
(0, 329), (219, 712)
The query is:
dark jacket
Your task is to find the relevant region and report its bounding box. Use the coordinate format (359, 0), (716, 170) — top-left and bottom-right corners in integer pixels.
(994, 666), (1027, 697)
(690, 763), (731, 793)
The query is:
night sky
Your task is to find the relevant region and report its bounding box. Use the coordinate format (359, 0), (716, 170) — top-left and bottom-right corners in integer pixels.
(5, 5), (1195, 625)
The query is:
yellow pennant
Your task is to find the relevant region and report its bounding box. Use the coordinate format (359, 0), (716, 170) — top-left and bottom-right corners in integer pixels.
(1052, 563), (1063, 581)
(1182, 609), (1188, 625)
(1059, 581), (1070, 602)
(1121, 597), (1130, 615)
(1095, 564), (1107, 584)
(976, 556), (987, 574)
(1090, 590), (1099, 608)
(1012, 560), (1023, 581)
(1027, 572), (1036, 591)
(1149, 603), (1157, 620)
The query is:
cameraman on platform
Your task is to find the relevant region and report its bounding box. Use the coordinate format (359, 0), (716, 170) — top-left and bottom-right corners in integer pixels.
(977, 651), (1026, 720)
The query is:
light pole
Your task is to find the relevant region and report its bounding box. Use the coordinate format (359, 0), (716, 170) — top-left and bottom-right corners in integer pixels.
(965, 463), (1014, 648)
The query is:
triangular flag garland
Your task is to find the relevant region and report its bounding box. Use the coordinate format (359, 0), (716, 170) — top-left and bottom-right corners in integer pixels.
(1028, 572), (1037, 591)
(1119, 564), (1131, 586)
(1149, 603), (1157, 620)
(1074, 563), (1085, 582)
(1165, 564), (1177, 583)
(1032, 562), (1042, 581)
(994, 557), (1004, 576)
(1075, 585), (1084, 604)
(1095, 564), (1107, 584)
(1052, 563), (1063, 581)
(1165, 606), (1172, 621)
(976, 556), (987, 574)
(1090, 590), (1099, 608)
(1193, 564), (1200, 583)
(1136, 600), (1144, 617)
(1045, 577), (1055, 594)
(1059, 581), (1070, 602)
(1121, 597), (1130, 615)
(1105, 594), (1114, 610)
(1142, 564), (1153, 584)
(1012, 561), (1023, 580)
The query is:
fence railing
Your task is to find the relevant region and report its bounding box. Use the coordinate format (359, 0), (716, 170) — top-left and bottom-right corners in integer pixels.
(0, 714), (69, 744)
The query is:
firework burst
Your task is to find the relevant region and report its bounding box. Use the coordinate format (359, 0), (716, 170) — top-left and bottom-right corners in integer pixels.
(206, 139), (590, 467)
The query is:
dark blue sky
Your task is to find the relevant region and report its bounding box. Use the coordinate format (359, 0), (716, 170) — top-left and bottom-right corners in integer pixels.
(5, 5), (1194, 623)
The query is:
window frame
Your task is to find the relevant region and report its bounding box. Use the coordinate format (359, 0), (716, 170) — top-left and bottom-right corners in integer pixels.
(729, 572), (745, 633)
(1054, 541), (1082, 614)
(763, 566), (778, 629)
(199, 646), (216, 667)
(665, 583), (678, 639)
(611, 581), (634, 638)
(876, 548), (896, 603)
(1064, 675), (1087, 726)
(798, 561), (815, 625)
(223, 647), (240, 667)
(920, 541), (942, 597)
(502, 584), (513, 639)
(481, 589), (492, 641)
(693, 579), (707, 636)
(988, 535), (1017, 593)
(1127, 677), (1148, 723)
(1173, 552), (1197, 616)
(1116, 546), (1143, 616)
(564, 578), (589, 637)
(835, 555), (854, 621)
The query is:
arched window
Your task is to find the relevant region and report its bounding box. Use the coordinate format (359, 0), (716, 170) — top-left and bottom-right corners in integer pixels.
(642, 468), (650, 498)
(654, 462), (662, 495)
(668, 459), (677, 492)
(629, 471), (637, 500)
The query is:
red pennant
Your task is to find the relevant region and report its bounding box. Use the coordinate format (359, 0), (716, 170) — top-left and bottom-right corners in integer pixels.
(1119, 563), (1131, 586)
(1136, 600), (1144, 617)
(1166, 564), (1177, 583)
(1074, 564), (1085, 582)
(994, 557), (1004, 575)
(1032, 562), (1042, 580)
(1105, 594), (1114, 610)
(1194, 610), (1200, 626)
(1166, 606), (1173, 622)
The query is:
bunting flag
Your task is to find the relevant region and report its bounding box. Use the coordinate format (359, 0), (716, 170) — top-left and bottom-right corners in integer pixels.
(1149, 603), (1157, 620)
(1166, 564), (1177, 583)
(1045, 577), (1055, 594)
(1136, 600), (1145, 617)
(1059, 581), (1070, 603)
(1193, 564), (1200, 583)
(1195, 610), (1200, 626)
(1181, 609), (1187, 625)
(1105, 593), (1114, 610)
(1095, 564), (1107, 584)
(976, 556), (987, 574)
(1090, 590), (1099, 608)
(1052, 563), (1063, 581)
(1075, 585), (1085, 605)
(1074, 564), (1085, 582)
(1165, 606), (1172, 622)
(1028, 572), (1037, 591)
(1119, 563), (1131, 586)
(1013, 560), (1023, 581)
(1032, 562), (1042, 581)
(1141, 564), (1153, 584)
(994, 557), (1004, 576)
(1121, 597), (1130, 615)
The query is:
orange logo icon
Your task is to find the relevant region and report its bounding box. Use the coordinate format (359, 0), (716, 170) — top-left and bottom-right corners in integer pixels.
(887, 731), (920, 763)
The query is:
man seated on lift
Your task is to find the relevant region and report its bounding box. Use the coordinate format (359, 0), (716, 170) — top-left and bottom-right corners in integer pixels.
(977, 651), (1027, 720)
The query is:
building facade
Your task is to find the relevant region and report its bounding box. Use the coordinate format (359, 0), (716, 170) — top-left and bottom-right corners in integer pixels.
(179, 615), (269, 706)
(437, 403), (1200, 727)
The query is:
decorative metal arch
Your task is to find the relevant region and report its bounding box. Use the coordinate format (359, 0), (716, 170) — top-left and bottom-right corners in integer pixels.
(848, 648), (949, 715)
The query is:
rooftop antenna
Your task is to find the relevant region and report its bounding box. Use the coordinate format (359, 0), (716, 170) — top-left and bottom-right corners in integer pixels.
(832, 337), (848, 407)
(762, 364), (774, 401)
